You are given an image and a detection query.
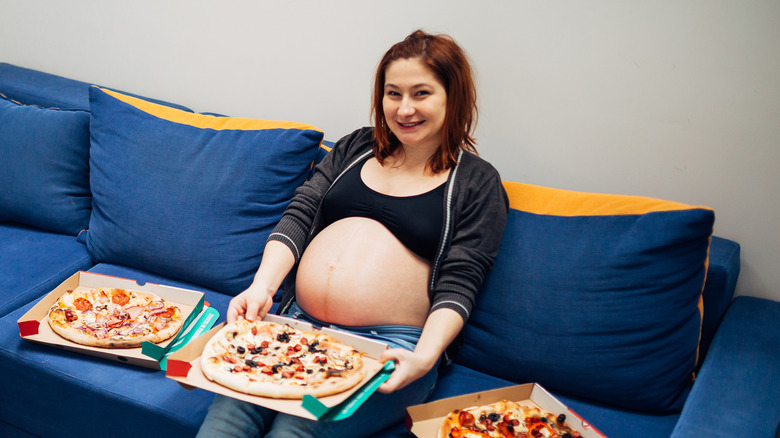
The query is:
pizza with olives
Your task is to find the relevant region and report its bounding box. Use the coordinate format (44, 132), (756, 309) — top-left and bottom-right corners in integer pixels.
(200, 319), (366, 399)
(440, 399), (582, 438)
(47, 287), (184, 348)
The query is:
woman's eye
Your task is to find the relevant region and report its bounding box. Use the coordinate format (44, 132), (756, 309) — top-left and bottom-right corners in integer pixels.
(386, 90), (401, 97)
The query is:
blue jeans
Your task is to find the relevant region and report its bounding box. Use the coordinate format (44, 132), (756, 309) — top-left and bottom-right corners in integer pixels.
(197, 303), (438, 438)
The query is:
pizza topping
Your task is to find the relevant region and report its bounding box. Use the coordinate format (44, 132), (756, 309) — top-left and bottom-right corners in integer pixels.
(459, 411), (476, 428)
(449, 427), (489, 438)
(529, 421), (555, 436)
(124, 306), (144, 319)
(151, 317), (168, 331)
(308, 340), (326, 354)
(47, 287), (183, 348)
(64, 309), (78, 322)
(73, 297), (93, 312)
(200, 319), (366, 398)
(150, 306), (175, 318)
(111, 290), (131, 306)
(441, 400), (582, 438)
(497, 420), (516, 437)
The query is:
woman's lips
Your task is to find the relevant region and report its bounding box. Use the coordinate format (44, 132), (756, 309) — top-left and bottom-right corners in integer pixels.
(397, 121), (425, 129)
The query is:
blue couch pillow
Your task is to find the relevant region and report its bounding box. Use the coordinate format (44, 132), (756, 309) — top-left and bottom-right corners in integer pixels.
(456, 182), (714, 413)
(0, 95), (91, 235)
(86, 87), (323, 294)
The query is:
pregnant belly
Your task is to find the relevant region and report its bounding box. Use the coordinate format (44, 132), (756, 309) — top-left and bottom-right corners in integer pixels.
(295, 217), (432, 327)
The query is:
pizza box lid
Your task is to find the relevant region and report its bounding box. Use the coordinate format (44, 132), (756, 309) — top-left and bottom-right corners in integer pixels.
(405, 383), (606, 438)
(17, 271), (216, 370)
(165, 313), (394, 421)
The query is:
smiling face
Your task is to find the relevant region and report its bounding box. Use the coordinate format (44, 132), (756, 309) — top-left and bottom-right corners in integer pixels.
(382, 58), (447, 153)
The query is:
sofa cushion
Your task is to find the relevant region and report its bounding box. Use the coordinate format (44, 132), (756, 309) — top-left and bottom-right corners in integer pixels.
(0, 95), (91, 235)
(85, 87), (324, 294)
(0, 223), (94, 318)
(456, 182), (714, 413)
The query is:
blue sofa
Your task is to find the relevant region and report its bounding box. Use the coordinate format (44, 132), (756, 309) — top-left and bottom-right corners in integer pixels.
(1, 62), (778, 437)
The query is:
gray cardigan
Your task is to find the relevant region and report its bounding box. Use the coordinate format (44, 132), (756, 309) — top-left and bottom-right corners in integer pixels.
(268, 127), (508, 355)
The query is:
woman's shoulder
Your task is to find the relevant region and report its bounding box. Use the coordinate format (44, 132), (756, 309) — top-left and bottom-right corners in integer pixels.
(457, 150), (503, 180)
(321, 127), (375, 167)
(334, 127), (375, 151)
(454, 150), (509, 208)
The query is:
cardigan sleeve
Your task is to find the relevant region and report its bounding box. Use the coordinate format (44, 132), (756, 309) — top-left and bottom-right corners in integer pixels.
(267, 127), (373, 260)
(428, 156), (509, 321)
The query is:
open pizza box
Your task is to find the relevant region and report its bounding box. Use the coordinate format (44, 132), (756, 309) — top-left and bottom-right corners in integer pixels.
(406, 383), (606, 438)
(17, 271), (216, 370)
(165, 313), (395, 421)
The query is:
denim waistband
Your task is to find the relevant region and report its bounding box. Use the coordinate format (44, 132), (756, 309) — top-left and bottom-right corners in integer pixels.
(284, 302), (423, 352)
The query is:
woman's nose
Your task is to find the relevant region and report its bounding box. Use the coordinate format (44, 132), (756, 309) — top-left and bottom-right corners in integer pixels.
(398, 97), (415, 117)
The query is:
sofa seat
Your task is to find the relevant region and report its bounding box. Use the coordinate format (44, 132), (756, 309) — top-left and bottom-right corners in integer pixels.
(0, 263), (236, 438)
(0, 223), (93, 318)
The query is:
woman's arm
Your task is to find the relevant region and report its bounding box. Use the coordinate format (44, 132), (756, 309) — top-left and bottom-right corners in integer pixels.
(267, 127), (374, 259)
(429, 158), (509, 321)
(377, 158), (509, 393)
(376, 308), (463, 393)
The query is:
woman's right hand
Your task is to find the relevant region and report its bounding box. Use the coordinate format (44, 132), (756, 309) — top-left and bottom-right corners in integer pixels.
(226, 240), (297, 323)
(226, 285), (275, 322)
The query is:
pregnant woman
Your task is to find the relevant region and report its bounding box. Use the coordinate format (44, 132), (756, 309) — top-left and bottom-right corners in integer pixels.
(198, 29), (508, 438)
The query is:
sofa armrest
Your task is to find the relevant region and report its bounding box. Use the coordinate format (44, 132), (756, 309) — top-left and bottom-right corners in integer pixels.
(698, 236), (740, 363)
(672, 296), (780, 437)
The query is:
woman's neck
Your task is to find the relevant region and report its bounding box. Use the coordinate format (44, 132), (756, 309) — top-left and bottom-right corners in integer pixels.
(386, 144), (440, 176)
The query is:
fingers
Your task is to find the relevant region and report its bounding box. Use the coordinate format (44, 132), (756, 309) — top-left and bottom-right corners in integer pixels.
(228, 291), (272, 323)
(245, 298), (262, 322)
(377, 374), (402, 393)
(377, 349), (414, 394)
(379, 348), (403, 364)
(226, 296), (246, 323)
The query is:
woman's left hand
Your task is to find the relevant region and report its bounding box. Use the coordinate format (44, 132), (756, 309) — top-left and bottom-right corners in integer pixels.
(376, 348), (434, 393)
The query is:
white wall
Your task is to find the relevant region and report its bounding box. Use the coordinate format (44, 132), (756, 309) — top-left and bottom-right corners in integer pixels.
(2, 0), (778, 301)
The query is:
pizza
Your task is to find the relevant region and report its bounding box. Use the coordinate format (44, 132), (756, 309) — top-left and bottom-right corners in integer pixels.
(47, 287), (184, 348)
(440, 399), (582, 438)
(200, 319), (366, 399)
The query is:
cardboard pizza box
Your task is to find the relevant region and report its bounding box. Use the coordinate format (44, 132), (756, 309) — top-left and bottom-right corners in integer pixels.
(406, 383), (606, 438)
(165, 314), (394, 421)
(17, 271), (211, 370)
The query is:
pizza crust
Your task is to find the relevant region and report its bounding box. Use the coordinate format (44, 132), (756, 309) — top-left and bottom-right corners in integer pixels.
(201, 359), (364, 399)
(439, 411), (462, 438)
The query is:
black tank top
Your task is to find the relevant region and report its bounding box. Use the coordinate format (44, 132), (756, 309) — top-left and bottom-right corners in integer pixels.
(322, 155), (445, 261)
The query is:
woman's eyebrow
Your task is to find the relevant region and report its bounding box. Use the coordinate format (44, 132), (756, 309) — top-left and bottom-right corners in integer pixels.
(384, 82), (432, 90)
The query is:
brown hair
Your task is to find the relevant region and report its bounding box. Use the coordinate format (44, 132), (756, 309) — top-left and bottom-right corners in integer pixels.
(371, 30), (478, 174)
